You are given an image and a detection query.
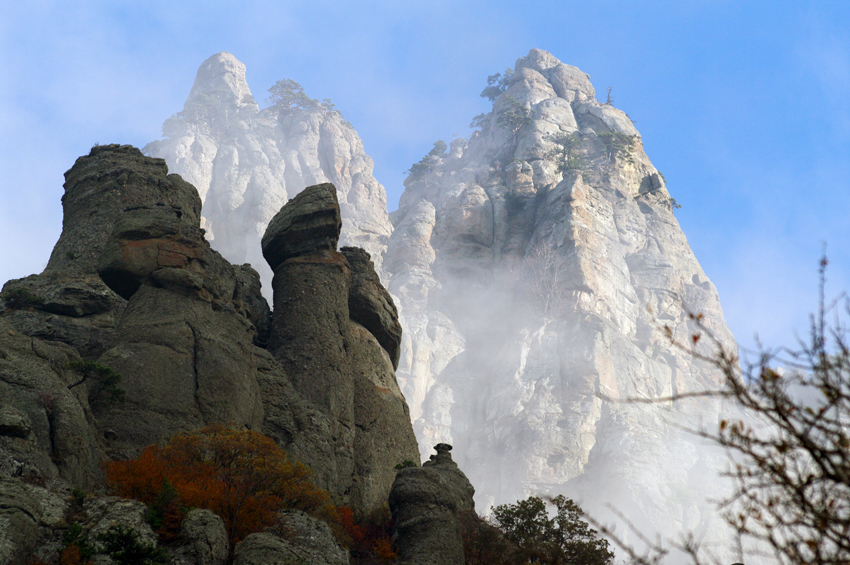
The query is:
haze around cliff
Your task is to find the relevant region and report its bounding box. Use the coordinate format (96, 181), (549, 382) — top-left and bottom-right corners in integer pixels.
(3, 2), (850, 356)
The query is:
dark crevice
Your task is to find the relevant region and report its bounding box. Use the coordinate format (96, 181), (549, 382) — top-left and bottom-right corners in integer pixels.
(187, 322), (201, 404)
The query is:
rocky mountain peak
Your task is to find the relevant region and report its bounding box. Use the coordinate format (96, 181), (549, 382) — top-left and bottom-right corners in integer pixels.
(186, 51), (258, 112)
(386, 48), (737, 550)
(145, 53), (393, 298)
(516, 48), (596, 102)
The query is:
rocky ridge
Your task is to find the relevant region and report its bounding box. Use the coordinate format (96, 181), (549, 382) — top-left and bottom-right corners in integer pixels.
(384, 48), (737, 547)
(144, 52), (394, 294)
(0, 145), (418, 564)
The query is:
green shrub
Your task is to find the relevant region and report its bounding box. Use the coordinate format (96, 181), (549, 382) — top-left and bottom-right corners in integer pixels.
(1, 287), (45, 310)
(63, 522), (96, 562)
(596, 132), (637, 164)
(95, 525), (168, 565)
(66, 361), (125, 404)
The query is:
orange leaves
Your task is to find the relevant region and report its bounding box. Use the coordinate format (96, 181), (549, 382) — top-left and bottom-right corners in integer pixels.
(374, 538), (398, 562)
(104, 424), (334, 547)
(104, 446), (168, 504)
(337, 505), (397, 563)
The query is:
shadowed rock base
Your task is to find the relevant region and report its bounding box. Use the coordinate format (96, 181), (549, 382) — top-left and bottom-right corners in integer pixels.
(389, 444), (475, 565)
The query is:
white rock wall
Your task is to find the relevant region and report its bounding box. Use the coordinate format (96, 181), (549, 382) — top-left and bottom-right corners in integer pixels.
(385, 48), (738, 552)
(145, 52), (393, 294)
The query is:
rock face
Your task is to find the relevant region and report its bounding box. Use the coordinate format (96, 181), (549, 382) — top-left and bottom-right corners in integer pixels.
(0, 144), (269, 461)
(144, 52), (394, 295)
(171, 509), (229, 565)
(58, 145), (267, 451)
(261, 183), (419, 511)
(385, 48), (737, 545)
(0, 320), (104, 488)
(0, 147), (417, 565)
(389, 444), (475, 565)
(234, 512), (349, 565)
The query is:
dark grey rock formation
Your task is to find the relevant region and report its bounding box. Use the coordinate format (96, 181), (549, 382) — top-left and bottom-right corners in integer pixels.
(262, 183), (419, 510)
(342, 246), (402, 370)
(170, 509), (229, 565)
(0, 478), (42, 565)
(234, 511), (350, 565)
(389, 444), (475, 565)
(62, 145), (267, 451)
(0, 145), (423, 564)
(261, 182), (343, 271)
(0, 319), (103, 487)
(0, 145), (160, 359)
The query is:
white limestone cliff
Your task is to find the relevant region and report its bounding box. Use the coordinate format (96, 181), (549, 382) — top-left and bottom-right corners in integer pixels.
(385, 48), (739, 552)
(144, 52), (393, 293)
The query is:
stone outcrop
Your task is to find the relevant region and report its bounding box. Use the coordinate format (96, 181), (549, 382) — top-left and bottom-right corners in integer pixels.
(170, 509), (229, 565)
(1, 146), (421, 565)
(44, 145), (266, 452)
(385, 48), (737, 546)
(0, 319), (103, 488)
(233, 511), (349, 565)
(0, 478), (42, 565)
(389, 444), (475, 565)
(144, 52), (394, 295)
(342, 246), (403, 370)
(261, 183), (419, 511)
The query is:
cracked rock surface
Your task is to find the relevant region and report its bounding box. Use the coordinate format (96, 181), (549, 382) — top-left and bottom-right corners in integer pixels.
(384, 48), (738, 548)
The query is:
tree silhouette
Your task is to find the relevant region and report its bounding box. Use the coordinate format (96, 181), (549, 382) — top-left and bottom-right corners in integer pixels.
(491, 495), (614, 565)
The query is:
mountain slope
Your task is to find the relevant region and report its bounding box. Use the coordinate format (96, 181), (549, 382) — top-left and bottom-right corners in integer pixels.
(385, 48), (737, 547)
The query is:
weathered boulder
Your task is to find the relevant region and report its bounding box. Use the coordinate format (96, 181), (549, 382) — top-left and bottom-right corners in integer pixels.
(234, 512), (349, 565)
(234, 529), (349, 565)
(261, 182), (342, 271)
(170, 509), (229, 565)
(341, 246), (402, 369)
(85, 497), (158, 542)
(389, 444), (475, 565)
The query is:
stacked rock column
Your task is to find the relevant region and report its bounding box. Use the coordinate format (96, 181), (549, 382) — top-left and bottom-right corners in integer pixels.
(262, 183), (355, 499)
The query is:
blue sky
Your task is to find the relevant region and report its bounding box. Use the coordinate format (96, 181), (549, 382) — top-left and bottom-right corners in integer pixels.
(2, 0), (849, 356)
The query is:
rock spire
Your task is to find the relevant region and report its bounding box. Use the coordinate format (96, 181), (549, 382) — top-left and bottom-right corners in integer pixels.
(385, 48), (737, 547)
(144, 52), (394, 296)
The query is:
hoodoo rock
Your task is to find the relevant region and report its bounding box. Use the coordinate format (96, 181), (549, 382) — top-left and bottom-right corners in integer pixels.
(261, 182), (343, 270)
(389, 444), (475, 565)
(262, 183), (419, 510)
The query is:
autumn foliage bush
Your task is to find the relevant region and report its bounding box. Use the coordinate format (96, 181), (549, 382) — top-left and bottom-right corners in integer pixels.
(337, 505), (397, 564)
(104, 424), (335, 546)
